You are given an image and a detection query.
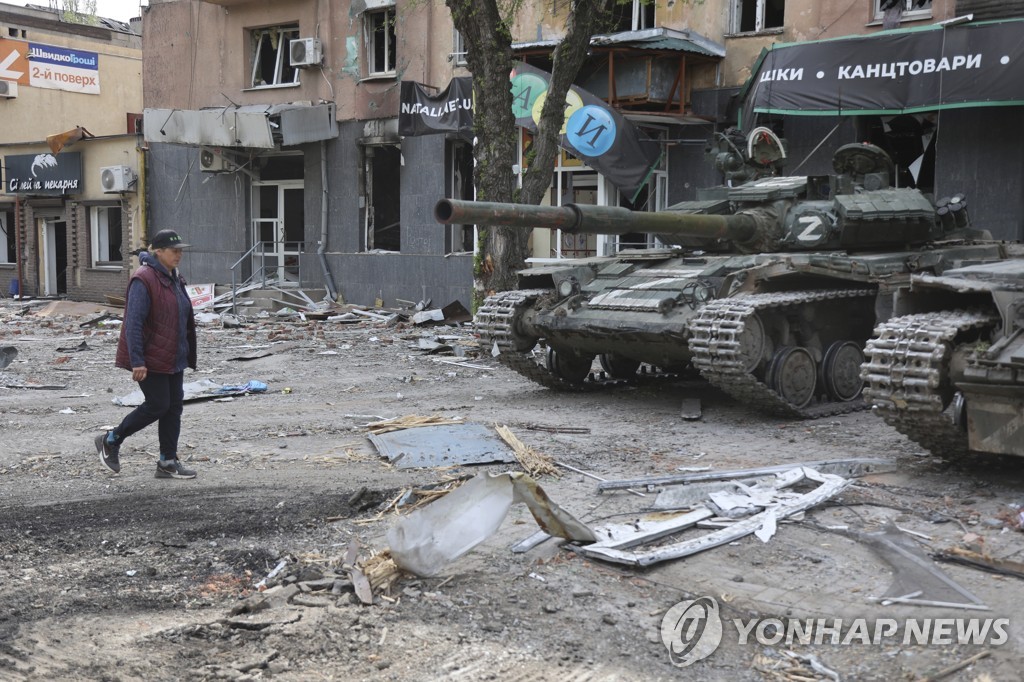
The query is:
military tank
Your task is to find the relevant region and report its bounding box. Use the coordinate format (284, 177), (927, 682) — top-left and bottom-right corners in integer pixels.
(861, 256), (1024, 458)
(436, 143), (1015, 419)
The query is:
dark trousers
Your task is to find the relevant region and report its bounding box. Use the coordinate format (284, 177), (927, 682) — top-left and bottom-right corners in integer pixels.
(114, 371), (185, 459)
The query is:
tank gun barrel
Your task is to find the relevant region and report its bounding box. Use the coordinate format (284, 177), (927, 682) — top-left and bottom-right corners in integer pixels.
(435, 198), (760, 244)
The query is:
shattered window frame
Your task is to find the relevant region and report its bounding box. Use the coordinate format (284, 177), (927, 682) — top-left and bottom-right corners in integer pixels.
(731, 0), (785, 33)
(873, 0), (932, 21)
(611, 0), (656, 32)
(249, 24), (300, 89)
(364, 6), (397, 77)
(90, 204), (123, 268)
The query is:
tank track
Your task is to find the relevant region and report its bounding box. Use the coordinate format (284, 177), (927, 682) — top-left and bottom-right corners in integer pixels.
(861, 311), (998, 458)
(475, 289), (678, 391)
(476, 289), (588, 391)
(687, 289), (876, 419)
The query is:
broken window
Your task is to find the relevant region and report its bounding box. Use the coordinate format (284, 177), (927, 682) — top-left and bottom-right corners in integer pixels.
(611, 0), (655, 32)
(363, 145), (401, 252)
(732, 0), (785, 33)
(452, 28), (467, 66)
(0, 210), (15, 264)
(445, 140), (475, 254)
(90, 205), (122, 267)
(874, 0), (932, 20)
(365, 6), (397, 76)
(250, 24), (299, 88)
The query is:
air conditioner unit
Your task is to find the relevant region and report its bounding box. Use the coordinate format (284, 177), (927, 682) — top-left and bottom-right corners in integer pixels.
(289, 38), (322, 68)
(100, 165), (136, 193)
(200, 147), (232, 173)
(0, 80), (18, 99)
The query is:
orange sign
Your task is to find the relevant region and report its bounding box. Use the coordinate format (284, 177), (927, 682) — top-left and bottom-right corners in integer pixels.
(0, 39), (29, 85)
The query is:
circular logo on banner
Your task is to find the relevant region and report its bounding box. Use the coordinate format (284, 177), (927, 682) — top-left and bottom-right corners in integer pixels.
(510, 73), (548, 119)
(531, 89), (583, 134)
(660, 596), (723, 667)
(566, 105), (616, 157)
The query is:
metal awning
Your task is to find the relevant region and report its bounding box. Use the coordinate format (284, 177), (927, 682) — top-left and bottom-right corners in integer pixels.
(143, 102), (338, 148)
(514, 27), (725, 59)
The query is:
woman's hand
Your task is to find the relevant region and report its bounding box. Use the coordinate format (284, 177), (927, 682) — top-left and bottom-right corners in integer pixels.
(132, 366), (148, 382)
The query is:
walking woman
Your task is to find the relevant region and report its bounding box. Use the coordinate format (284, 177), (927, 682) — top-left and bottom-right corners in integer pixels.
(95, 229), (198, 479)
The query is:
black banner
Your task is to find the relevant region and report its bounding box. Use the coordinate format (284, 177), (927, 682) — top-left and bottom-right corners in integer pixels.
(4, 152), (83, 195)
(741, 18), (1024, 129)
(510, 62), (661, 202)
(399, 78), (474, 139)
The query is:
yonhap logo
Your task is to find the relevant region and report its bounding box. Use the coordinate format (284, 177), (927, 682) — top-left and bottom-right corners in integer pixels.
(660, 596), (723, 667)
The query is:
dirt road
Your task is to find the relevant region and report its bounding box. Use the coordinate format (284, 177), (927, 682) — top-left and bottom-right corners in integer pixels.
(2, 298), (1022, 681)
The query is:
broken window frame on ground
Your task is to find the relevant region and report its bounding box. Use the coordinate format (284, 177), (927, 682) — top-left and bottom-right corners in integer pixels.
(89, 204), (123, 268)
(249, 25), (300, 89)
(731, 0), (785, 34)
(362, 144), (402, 253)
(364, 4), (397, 78)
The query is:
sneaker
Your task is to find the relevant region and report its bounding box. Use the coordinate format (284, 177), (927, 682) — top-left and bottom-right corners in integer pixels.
(155, 459), (197, 479)
(95, 431), (121, 473)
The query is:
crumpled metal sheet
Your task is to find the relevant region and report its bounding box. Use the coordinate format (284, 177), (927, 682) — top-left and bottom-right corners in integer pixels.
(114, 379), (267, 406)
(387, 472), (596, 577)
(367, 423), (516, 468)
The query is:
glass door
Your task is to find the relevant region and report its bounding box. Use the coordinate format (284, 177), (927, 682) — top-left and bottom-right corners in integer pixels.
(251, 181), (303, 285)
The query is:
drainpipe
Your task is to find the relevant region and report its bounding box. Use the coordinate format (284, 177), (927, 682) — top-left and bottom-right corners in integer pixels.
(14, 194), (23, 298)
(137, 144), (148, 251)
(317, 139), (338, 300)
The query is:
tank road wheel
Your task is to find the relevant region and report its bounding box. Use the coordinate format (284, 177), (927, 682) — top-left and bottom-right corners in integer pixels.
(736, 313), (769, 373)
(820, 341), (865, 402)
(599, 353), (642, 379)
(766, 346), (817, 409)
(547, 348), (595, 384)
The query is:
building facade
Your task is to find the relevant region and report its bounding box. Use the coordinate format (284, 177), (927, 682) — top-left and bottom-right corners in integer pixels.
(0, 2), (142, 301)
(138, 0), (1023, 313)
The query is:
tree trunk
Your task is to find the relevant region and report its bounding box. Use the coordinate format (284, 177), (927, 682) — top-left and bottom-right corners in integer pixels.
(446, 0), (615, 304)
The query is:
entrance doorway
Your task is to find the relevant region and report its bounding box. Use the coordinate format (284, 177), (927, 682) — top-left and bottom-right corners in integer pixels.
(251, 181), (304, 285)
(40, 218), (67, 296)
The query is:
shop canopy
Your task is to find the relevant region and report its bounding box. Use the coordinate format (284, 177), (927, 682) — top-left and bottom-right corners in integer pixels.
(739, 17), (1024, 130)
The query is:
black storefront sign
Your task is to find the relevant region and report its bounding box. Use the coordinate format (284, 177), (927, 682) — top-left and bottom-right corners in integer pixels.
(399, 78), (474, 139)
(741, 18), (1024, 129)
(4, 152), (83, 195)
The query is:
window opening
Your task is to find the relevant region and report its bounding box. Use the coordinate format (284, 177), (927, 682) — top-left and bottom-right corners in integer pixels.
(452, 29), (467, 65)
(363, 145), (402, 252)
(90, 205), (122, 266)
(445, 140), (475, 254)
(365, 6), (397, 76)
(250, 25), (299, 88)
(733, 0), (784, 33)
(1, 210), (15, 264)
(611, 0), (655, 32)
(875, 0), (932, 21)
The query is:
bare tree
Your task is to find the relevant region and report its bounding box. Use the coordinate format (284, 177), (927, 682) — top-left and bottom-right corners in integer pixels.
(446, 0), (618, 302)
(60, 0), (98, 25)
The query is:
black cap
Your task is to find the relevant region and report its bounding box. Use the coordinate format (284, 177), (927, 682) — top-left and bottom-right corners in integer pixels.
(150, 229), (190, 250)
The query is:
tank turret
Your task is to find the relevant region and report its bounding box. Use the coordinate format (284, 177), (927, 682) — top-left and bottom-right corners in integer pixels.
(437, 144), (979, 256)
(442, 141), (1010, 424)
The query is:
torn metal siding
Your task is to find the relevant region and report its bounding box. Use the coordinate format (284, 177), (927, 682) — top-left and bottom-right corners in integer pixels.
(144, 103), (337, 148)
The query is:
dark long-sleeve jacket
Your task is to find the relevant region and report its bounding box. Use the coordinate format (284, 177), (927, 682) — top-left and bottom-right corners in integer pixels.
(115, 252), (197, 373)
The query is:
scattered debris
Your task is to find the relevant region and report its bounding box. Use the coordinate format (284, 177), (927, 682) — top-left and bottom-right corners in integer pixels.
(680, 397), (701, 421)
(0, 345), (16, 369)
(387, 472), (595, 576)
(555, 460), (645, 498)
(577, 467), (849, 566)
(364, 414), (464, 435)
(919, 650), (991, 682)
(367, 422), (515, 468)
(55, 341), (91, 353)
(228, 349), (273, 361)
(600, 457), (896, 492)
(496, 424), (559, 478)
(114, 379), (268, 406)
(933, 547), (1024, 581)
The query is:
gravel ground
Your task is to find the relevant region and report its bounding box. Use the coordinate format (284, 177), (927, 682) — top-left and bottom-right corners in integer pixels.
(2, 296), (1023, 681)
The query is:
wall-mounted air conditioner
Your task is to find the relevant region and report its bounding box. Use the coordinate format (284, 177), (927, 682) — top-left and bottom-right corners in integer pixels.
(200, 147), (231, 173)
(289, 38), (322, 68)
(100, 165), (136, 193)
(0, 80), (18, 99)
